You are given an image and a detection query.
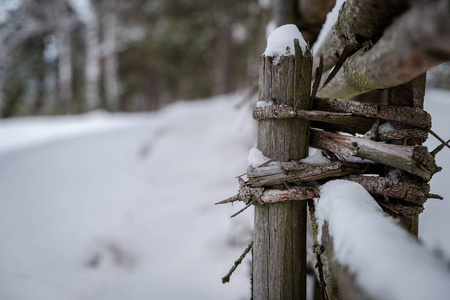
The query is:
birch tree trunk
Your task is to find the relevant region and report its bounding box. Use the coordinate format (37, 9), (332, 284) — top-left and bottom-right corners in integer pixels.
(102, 0), (120, 110)
(56, 0), (72, 114)
(85, 0), (101, 110)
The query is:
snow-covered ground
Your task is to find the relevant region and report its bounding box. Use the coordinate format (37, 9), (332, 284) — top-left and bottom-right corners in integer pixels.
(0, 94), (256, 300)
(0, 89), (449, 299)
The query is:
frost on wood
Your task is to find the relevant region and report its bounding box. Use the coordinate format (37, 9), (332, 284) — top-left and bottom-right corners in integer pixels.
(263, 24), (307, 64)
(316, 180), (450, 300)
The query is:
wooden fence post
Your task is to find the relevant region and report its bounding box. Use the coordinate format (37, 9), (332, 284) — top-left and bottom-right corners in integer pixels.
(387, 73), (427, 236)
(253, 39), (312, 299)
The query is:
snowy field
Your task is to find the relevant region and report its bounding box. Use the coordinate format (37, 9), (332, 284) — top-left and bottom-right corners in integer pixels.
(0, 89), (449, 299)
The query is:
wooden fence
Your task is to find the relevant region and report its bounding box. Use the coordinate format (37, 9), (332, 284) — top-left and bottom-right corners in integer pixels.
(218, 0), (450, 299)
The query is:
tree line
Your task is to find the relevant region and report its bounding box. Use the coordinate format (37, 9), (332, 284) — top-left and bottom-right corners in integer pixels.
(0, 0), (269, 117)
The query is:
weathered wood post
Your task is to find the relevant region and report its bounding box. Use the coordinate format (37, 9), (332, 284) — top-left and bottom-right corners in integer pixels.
(253, 26), (312, 299)
(387, 74), (427, 236)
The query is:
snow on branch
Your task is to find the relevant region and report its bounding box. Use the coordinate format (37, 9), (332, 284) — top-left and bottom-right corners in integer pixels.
(316, 180), (450, 300)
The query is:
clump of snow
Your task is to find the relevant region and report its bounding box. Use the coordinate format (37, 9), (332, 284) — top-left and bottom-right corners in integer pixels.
(316, 180), (450, 300)
(312, 0), (346, 54)
(248, 147), (272, 167)
(301, 149), (330, 164)
(256, 100), (273, 108)
(263, 24), (307, 65)
(342, 155), (376, 164)
(378, 122), (395, 134)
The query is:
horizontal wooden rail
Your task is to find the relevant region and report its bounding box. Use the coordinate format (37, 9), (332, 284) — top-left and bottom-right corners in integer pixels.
(253, 97), (432, 132)
(314, 98), (432, 130)
(247, 160), (381, 187)
(310, 129), (440, 181)
(313, 0), (411, 72)
(317, 0), (450, 99)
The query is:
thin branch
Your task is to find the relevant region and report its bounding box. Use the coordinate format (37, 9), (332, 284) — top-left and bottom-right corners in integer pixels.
(427, 193), (444, 200)
(222, 241), (254, 284)
(230, 200), (254, 218)
(215, 195), (239, 205)
(376, 200), (400, 215)
(310, 56), (323, 102)
(429, 130), (450, 156)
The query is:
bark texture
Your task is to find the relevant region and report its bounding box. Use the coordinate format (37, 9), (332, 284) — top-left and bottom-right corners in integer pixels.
(313, 0), (410, 72)
(314, 98), (431, 130)
(247, 160), (381, 187)
(310, 129), (440, 181)
(317, 0), (450, 99)
(386, 74), (427, 236)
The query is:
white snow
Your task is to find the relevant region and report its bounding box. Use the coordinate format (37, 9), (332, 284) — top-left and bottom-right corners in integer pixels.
(0, 110), (149, 155)
(378, 122), (395, 134)
(0, 93), (256, 300)
(342, 155), (376, 164)
(421, 88), (450, 261)
(312, 0), (346, 54)
(316, 180), (450, 300)
(248, 147), (271, 168)
(301, 149), (330, 164)
(0, 88), (450, 299)
(256, 100), (273, 108)
(263, 24), (307, 64)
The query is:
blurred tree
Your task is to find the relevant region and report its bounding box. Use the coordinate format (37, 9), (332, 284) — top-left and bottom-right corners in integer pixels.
(0, 0), (268, 116)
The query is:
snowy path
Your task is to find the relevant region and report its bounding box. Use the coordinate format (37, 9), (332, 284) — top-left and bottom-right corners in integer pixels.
(0, 90), (449, 299)
(0, 95), (255, 300)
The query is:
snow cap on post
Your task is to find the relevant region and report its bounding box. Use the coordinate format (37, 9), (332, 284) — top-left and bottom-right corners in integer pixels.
(263, 24), (307, 64)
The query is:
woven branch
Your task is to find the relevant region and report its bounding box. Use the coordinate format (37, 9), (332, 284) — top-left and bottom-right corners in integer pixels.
(317, 0), (450, 99)
(314, 98), (431, 130)
(343, 175), (430, 205)
(384, 202), (424, 216)
(253, 99), (432, 132)
(247, 160), (382, 187)
(377, 129), (428, 141)
(310, 129), (440, 181)
(313, 0), (410, 73)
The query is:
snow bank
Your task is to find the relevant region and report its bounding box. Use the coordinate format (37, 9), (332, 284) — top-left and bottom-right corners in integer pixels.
(263, 24), (307, 64)
(316, 180), (450, 300)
